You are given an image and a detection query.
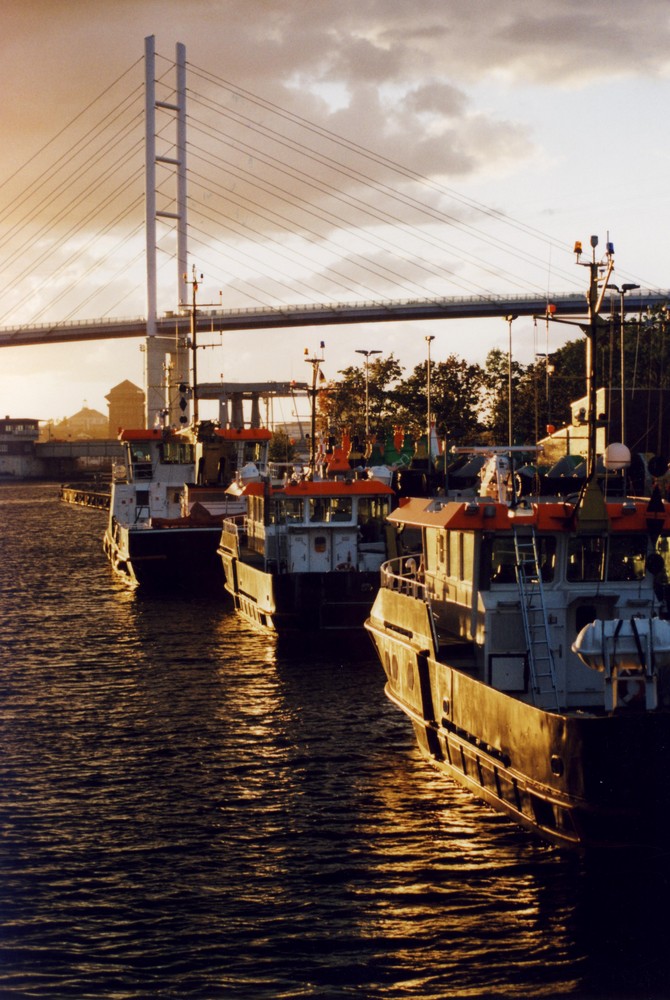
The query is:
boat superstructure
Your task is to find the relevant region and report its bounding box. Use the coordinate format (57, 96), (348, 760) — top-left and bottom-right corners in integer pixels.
(219, 471), (396, 631)
(365, 238), (670, 849)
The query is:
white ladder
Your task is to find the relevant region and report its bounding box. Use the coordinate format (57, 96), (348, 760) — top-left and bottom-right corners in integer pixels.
(513, 527), (560, 711)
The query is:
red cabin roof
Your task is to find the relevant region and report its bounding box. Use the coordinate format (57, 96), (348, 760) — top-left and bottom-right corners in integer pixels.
(214, 428), (272, 441)
(242, 478), (395, 498)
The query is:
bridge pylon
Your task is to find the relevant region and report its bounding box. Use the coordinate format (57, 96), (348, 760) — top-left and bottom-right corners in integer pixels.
(144, 35), (188, 426)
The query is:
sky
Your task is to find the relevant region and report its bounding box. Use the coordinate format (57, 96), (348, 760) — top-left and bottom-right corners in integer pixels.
(2, 0), (670, 424)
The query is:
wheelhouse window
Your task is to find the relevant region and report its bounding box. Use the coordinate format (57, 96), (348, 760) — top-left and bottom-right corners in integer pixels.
(248, 496), (265, 524)
(461, 531), (475, 582)
(485, 534), (556, 586)
(567, 534), (646, 583)
(490, 536), (517, 584)
(309, 498), (331, 523)
(272, 498), (304, 524)
(358, 497), (391, 521)
(607, 534), (646, 581)
(130, 444), (151, 463)
(567, 536), (606, 582)
(358, 496), (391, 541)
(438, 529), (474, 582)
(161, 440), (194, 465)
(242, 441), (265, 464)
(331, 497), (353, 522)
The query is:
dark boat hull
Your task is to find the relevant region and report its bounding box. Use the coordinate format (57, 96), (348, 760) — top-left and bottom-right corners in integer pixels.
(104, 523), (224, 589)
(221, 551), (378, 631)
(366, 587), (670, 850)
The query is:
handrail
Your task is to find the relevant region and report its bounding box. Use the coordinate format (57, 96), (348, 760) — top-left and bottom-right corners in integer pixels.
(222, 514), (246, 534)
(380, 554), (427, 599)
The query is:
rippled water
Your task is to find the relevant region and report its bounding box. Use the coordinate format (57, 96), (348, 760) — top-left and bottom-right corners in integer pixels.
(2, 483), (670, 999)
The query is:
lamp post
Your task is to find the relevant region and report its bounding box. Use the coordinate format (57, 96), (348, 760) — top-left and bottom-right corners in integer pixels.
(505, 316), (517, 447)
(607, 282), (639, 444)
(425, 336), (435, 460)
(355, 348), (381, 441)
(305, 342), (326, 474)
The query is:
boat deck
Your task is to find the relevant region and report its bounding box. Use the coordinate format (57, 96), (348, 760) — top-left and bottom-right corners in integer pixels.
(237, 544), (266, 569)
(60, 483), (110, 510)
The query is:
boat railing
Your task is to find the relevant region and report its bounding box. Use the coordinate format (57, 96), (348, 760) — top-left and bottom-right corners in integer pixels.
(222, 513), (246, 534)
(379, 554), (427, 599)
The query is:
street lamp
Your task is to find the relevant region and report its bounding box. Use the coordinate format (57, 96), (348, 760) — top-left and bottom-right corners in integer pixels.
(504, 316), (517, 447)
(305, 341), (326, 474)
(425, 336), (435, 460)
(607, 282), (639, 444)
(355, 348), (381, 441)
(607, 282), (640, 444)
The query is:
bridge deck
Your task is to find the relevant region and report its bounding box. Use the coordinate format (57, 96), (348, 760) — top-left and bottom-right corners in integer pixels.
(2, 291), (667, 348)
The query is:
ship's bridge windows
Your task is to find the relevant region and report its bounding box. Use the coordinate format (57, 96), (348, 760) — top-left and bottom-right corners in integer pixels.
(438, 529), (473, 581)
(331, 497), (353, 522)
(130, 444), (151, 464)
(272, 498), (304, 524)
(489, 536), (516, 584)
(483, 534), (556, 588)
(607, 534), (646, 581)
(248, 496), (264, 524)
(161, 440), (194, 465)
(358, 496), (391, 541)
(359, 497), (391, 521)
(567, 533), (647, 583)
(242, 441), (265, 464)
(128, 444), (153, 480)
(309, 498), (331, 523)
(567, 536), (606, 582)
(461, 531), (475, 582)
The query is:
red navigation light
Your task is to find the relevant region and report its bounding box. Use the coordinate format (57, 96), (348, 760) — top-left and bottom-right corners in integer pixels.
(573, 241), (583, 256)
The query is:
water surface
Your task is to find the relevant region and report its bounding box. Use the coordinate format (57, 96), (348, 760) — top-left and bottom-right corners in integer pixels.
(1, 484), (668, 998)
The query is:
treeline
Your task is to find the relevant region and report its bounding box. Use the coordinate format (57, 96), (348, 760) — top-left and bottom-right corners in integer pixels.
(316, 307), (670, 448)
(317, 343), (581, 448)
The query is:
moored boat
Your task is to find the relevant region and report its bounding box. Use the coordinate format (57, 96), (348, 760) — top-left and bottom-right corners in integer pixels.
(365, 238), (670, 850)
(219, 470), (396, 631)
(103, 422), (270, 588)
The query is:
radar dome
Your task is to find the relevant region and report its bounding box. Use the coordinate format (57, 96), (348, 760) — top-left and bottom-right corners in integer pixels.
(603, 443), (631, 471)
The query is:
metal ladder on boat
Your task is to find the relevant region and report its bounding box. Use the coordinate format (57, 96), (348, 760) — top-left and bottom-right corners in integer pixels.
(513, 527), (560, 711)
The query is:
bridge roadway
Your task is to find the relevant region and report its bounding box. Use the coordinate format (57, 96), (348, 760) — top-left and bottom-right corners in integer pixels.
(2, 290), (669, 348)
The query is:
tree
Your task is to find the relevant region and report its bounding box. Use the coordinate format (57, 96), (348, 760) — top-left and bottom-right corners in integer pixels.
(317, 354), (404, 441)
(268, 427), (296, 464)
(393, 354), (485, 444)
(480, 348), (527, 443)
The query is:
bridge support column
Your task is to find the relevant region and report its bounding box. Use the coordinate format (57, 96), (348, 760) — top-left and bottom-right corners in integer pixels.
(230, 393), (244, 428)
(144, 336), (165, 427)
(250, 393), (261, 428)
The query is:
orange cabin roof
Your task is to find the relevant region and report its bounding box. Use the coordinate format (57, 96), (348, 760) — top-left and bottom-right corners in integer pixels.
(119, 428), (166, 441)
(214, 428), (272, 441)
(389, 496), (670, 533)
(242, 478), (395, 498)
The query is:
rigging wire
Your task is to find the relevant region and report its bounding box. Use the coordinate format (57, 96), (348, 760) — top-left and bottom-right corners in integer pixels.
(187, 90), (576, 293)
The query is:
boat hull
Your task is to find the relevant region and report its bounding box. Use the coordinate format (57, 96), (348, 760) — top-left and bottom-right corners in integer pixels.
(366, 587), (670, 850)
(104, 522), (224, 589)
(221, 550), (378, 631)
